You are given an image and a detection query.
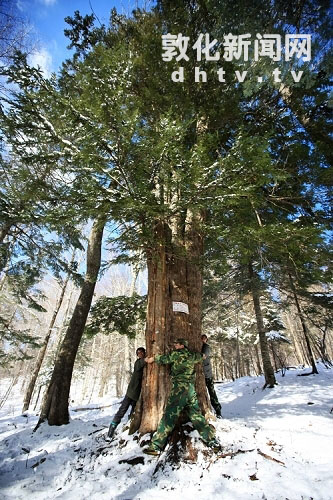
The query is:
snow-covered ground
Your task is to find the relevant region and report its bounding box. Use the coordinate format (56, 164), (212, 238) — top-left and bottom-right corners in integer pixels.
(1, 365), (332, 500)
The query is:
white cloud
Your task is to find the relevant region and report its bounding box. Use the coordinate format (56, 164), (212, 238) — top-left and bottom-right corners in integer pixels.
(16, 1), (26, 11)
(17, 0), (57, 12)
(28, 47), (53, 77)
(39, 0), (57, 5)
(41, 0), (57, 5)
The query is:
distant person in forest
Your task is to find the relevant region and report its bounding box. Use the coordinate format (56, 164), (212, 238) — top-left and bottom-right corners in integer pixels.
(107, 347), (146, 439)
(143, 338), (221, 455)
(201, 334), (222, 418)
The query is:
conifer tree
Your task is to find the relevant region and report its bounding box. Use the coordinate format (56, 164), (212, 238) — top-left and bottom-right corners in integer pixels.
(1, 1), (331, 437)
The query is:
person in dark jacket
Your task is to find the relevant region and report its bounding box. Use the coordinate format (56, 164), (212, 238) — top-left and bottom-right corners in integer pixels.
(107, 347), (146, 438)
(201, 334), (222, 418)
(143, 338), (221, 455)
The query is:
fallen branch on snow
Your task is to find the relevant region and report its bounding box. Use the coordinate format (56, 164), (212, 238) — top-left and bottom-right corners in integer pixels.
(257, 448), (285, 466)
(71, 404), (115, 412)
(216, 448), (255, 460)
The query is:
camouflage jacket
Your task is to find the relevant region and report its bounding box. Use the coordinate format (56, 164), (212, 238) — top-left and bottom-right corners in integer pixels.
(155, 348), (203, 385)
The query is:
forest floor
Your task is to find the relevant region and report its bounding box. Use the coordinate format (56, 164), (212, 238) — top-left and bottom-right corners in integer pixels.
(0, 364), (332, 500)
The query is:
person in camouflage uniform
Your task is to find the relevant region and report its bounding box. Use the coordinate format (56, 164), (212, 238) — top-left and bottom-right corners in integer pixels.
(201, 334), (222, 418)
(144, 338), (221, 455)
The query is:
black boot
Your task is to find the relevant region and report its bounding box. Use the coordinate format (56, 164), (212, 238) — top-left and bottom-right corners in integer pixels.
(215, 409), (223, 419)
(107, 421), (118, 438)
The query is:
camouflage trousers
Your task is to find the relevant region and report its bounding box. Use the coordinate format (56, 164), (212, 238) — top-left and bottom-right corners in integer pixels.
(151, 382), (215, 450)
(205, 377), (222, 415)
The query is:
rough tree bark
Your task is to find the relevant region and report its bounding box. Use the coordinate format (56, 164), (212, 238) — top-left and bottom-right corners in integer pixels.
(131, 213), (210, 435)
(35, 214), (107, 427)
(124, 263), (140, 383)
(248, 262), (276, 388)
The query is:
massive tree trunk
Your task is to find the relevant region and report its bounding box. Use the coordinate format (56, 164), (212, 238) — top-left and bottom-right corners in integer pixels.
(35, 215), (107, 427)
(133, 213), (210, 434)
(248, 262), (276, 388)
(22, 252), (74, 413)
(124, 266), (140, 388)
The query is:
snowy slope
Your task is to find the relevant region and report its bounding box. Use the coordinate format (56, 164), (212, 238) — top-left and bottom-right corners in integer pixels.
(0, 365), (332, 500)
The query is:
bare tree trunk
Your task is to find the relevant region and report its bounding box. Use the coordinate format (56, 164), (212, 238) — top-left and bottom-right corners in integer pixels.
(245, 356), (250, 376)
(0, 356), (25, 408)
(98, 336), (113, 397)
(0, 378), (16, 409)
(115, 357), (124, 397)
(284, 312), (304, 364)
(318, 328), (332, 367)
(219, 344), (225, 380)
(248, 263), (276, 388)
(35, 215), (107, 427)
(270, 343), (278, 372)
(254, 344), (262, 374)
(33, 385), (42, 411)
(88, 371), (98, 404)
(235, 331), (241, 378)
(288, 273), (318, 375)
(22, 252), (75, 413)
(83, 335), (98, 402)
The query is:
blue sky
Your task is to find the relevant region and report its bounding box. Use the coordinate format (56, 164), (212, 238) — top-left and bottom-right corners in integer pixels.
(19, 0), (148, 74)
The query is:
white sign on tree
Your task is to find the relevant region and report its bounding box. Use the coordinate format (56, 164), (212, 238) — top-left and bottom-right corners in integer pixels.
(172, 301), (189, 314)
